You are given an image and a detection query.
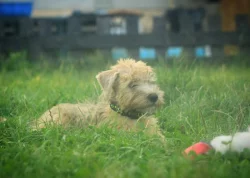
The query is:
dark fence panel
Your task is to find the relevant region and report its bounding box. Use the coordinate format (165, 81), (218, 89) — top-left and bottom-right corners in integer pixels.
(0, 12), (250, 60)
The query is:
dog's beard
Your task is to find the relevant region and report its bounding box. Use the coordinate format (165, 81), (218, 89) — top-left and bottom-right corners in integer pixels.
(137, 107), (156, 115)
(126, 104), (158, 115)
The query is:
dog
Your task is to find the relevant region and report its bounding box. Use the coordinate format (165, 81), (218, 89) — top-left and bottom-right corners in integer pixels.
(32, 59), (165, 139)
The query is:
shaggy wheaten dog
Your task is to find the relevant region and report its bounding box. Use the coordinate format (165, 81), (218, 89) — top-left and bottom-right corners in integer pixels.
(33, 59), (165, 138)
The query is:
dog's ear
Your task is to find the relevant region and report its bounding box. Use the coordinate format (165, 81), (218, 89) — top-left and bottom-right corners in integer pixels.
(96, 70), (119, 92)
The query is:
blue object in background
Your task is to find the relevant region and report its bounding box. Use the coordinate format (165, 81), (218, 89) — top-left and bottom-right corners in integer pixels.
(111, 48), (129, 60)
(139, 47), (156, 60)
(195, 46), (205, 57)
(0, 2), (33, 16)
(166, 47), (183, 57)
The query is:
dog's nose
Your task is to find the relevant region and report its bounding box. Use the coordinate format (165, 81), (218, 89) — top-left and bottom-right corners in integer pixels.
(147, 93), (158, 103)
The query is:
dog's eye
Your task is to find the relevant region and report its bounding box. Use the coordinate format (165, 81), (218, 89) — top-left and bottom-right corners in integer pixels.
(129, 83), (138, 88)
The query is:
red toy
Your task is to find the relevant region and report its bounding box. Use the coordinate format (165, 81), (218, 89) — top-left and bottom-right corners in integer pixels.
(184, 142), (212, 157)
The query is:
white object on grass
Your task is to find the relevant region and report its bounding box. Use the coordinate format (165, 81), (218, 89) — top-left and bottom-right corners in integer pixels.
(210, 127), (250, 154)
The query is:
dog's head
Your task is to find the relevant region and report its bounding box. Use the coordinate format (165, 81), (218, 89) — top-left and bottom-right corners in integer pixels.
(96, 59), (164, 115)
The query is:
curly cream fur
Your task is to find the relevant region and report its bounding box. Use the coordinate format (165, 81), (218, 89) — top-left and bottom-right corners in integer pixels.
(32, 59), (165, 138)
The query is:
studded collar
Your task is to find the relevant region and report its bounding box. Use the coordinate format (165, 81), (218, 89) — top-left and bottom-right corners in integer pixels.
(110, 103), (144, 120)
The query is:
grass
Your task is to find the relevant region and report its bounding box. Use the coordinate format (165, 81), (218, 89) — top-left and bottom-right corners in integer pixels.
(0, 54), (250, 178)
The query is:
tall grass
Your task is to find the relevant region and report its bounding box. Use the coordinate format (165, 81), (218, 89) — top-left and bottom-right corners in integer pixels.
(0, 53), (250, 178)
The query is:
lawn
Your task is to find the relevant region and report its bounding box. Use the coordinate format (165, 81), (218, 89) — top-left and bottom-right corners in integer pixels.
(0, 54), (250, 178)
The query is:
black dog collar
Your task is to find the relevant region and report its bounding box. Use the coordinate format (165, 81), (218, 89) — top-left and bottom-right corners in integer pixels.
(110, 103), (144, 120)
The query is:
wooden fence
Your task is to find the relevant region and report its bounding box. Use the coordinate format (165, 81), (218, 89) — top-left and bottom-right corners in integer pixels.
(0, 11), (250, 60)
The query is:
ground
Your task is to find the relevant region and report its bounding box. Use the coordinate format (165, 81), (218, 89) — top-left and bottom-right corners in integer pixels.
(0, 55), (250, 178)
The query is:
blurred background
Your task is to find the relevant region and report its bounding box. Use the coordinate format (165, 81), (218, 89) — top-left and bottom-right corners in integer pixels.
(0, 0), (249, 61)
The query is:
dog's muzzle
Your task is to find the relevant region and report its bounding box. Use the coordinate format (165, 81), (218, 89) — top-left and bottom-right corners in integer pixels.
(147, 93), (158, 103)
